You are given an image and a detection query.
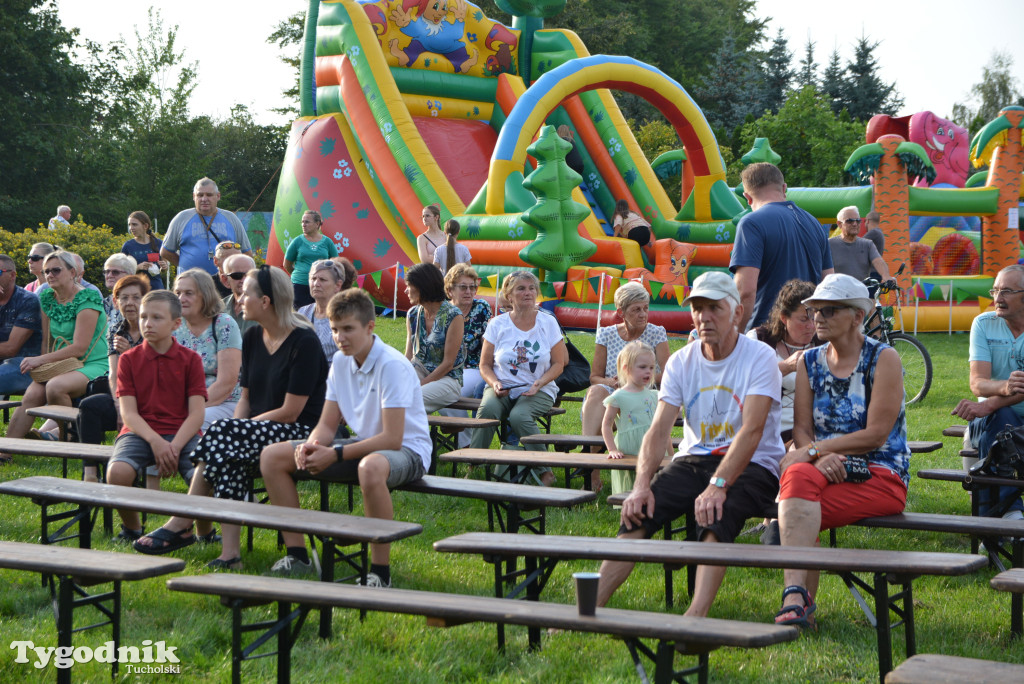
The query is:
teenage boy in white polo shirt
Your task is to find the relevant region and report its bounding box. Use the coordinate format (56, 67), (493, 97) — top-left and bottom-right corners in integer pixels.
(260, 288), (431, 586)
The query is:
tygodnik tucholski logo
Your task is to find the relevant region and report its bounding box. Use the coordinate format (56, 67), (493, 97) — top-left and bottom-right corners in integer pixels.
(10, 639), (181, 674)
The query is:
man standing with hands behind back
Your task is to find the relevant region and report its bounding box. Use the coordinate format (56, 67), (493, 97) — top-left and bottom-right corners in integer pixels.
(161, 178), (252, 278)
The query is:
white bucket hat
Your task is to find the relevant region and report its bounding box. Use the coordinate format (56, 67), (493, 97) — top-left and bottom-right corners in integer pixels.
(802, 273), (873, 315)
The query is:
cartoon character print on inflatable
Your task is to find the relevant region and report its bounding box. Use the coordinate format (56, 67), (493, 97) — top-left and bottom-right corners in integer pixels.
(866, 111), (970, 187)
(623, 239), (697, 301)
(389, 0), (479, 74)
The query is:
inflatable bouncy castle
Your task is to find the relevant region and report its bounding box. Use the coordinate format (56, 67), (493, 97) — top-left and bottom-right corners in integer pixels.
(267, 0), (1024, 332)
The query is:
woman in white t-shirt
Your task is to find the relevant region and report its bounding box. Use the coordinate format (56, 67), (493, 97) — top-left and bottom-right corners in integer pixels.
(470, 271), (566, 485)
(432, 219), (472, 275)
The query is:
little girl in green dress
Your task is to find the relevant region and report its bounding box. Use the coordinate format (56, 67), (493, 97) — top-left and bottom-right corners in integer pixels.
(601, 341), (659, 495)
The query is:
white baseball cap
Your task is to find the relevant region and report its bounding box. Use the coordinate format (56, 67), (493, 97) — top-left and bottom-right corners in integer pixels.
(802, 273), (872, 314)
(682, 271), (740, 306)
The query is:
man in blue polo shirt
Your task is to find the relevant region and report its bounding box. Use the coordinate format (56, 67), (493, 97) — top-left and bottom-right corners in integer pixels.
(0, 254), (42, 397)
(161, 178), (252, 276)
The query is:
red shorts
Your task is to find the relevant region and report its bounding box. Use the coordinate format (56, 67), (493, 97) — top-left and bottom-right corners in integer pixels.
(778, 462), (906, 530)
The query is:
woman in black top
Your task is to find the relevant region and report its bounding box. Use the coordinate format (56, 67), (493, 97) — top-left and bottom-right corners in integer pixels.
(133, 265), (328, 570)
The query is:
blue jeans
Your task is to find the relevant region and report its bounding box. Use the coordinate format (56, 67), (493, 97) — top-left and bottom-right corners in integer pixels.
(969, 406), (1024, 515)
(0, 357), (30, 396)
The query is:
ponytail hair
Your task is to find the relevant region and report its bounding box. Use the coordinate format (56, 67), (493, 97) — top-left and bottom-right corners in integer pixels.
(444, 219), (460, 275)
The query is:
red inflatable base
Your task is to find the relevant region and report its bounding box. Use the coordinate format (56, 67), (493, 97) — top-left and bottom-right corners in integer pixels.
(555, 302), (693, 333)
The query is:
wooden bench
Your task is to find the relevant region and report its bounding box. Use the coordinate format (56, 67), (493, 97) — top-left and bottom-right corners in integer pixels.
(445, 396), (566, 437)
(0, 397), (21, 422)
(301, 473), (596, 537)
(991, 567), (1024, 637)
(26, 404), (81, 441)
(0, 476), (423, 638)
(426, 414), (501, 473)
(167, 573), (798, 684)
(434, 532), (987, 683)
(0, 541), (184, 684)
(520, 433), (942, 455)
(885, 654), (1024, 683)
(942, 425), (967, 438)
(440, 447), (672, 492)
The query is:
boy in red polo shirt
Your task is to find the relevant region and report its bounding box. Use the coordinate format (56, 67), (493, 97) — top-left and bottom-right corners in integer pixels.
(106, 290), (207, 541)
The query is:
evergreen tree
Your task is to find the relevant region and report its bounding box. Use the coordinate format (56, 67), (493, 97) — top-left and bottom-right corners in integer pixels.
(762, 29), (794, 114)
(797, 38), (817, 90)
(842, 37), (903, 121)
(0, 0), (91, 228)
(821, 49), (846, 115)
(694, 33), (768, 139)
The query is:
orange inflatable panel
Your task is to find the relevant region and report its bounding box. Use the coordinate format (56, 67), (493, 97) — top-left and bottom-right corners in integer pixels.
(466, 241), (532, 267)
(690, 243), (732, 267)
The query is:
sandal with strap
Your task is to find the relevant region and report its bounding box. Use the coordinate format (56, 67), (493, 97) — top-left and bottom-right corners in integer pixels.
(206, 557), (243, 572)
(132, 525), (196, 555)
(197, 528), (221, 544)
(115, 524), (144, 543)
(775, 585), (816, 628)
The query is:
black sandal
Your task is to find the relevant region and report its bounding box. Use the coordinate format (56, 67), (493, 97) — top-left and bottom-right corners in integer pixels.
(206, 557), (243, 571)
(115, 524), (144, 543)
(197, 528), (221, 544)
(132, 525), (196, 555)
(775, 585), (816, 628)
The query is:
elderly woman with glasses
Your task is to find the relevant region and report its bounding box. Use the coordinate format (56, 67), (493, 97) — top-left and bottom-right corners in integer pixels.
(298, 258), (357, 361)
(774, 274), (909, 629)
(134, 265), (328, 570)
(471, 271), (566, 485)
(101, 253), (139, 330)
(284, 210), (338, 308)
(8, 250), (108, 439)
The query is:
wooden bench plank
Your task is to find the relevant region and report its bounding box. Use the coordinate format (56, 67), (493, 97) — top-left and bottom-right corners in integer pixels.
(434, 532), (987, 575)
(942, 425), (967, 438)
(0, 476), (421, 543)
(26, 405), (81, 423)
(168, 574), (798, 683)
(990, 568), (1024, 637)
(399, 475), (594, 507)
(885, 654), (1024, 683)
(0, 436), (111, 462)
(0, 540), (183, 580)
(518, 433), (683, 451)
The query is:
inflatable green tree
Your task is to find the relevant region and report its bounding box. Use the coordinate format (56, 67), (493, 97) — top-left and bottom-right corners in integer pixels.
(518, 125), (596, 271)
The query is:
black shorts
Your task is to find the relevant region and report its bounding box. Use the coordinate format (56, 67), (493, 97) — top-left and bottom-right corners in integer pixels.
(627, 225), (651, 246)
(618, 454), (779, 543)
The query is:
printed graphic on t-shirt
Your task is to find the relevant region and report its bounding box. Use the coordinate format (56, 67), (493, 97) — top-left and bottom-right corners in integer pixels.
(507, 339), (540, 376)
(686, 384), (742, 454)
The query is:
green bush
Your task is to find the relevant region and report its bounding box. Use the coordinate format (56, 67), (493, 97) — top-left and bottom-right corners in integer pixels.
(0, 221), (130, 291)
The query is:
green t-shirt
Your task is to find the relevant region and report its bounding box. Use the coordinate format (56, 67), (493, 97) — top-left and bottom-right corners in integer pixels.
(284, 234), (339, 285)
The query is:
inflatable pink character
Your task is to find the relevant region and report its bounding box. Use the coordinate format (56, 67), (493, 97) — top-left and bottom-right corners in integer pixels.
(866, 111), (969, 187)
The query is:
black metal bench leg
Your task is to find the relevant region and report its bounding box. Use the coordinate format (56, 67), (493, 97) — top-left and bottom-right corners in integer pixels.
(1013, 540), (1024, 637)
(873, 571), (893, 684)
(111, 579), (121, 679)
(231, 599), (243, 684)
(319, 538), (336, 639)
(278, 601), (292, 684)
(55, 576), (74, 684)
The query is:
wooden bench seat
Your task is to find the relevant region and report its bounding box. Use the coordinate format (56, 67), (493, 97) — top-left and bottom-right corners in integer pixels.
(942, 425), (967, 438)
(26, 404), (81, 441)
(443, 397), (566, 436)
(885, 653), (1024, 683)
(167, 573), (798, 684)
(434, 532), (987, 683)
(990, 567), (1024, 637)
(520, 434), (941, 455)
(0, 475), (423, 638)
(301, 474), (596, 536)
(0, 541), (184, 684)
(440, 447), (672, 492)
(426, 414), (501, 473)
(0, 397), (21, 422)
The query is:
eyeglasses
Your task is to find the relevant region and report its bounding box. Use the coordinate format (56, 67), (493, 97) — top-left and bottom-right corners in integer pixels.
(218, 242), (242, 250)
(989, 289), (1024, 298)
(103, 269), (126, 277)
(225, 271), (246, 281)
(0, 269), (12, 277)
(842, 218), (860, 225)
(28, 255), (45, 262)
(453, 284), (478, 291)
(807, 305), (851, 319)
(43, 267), (63, 276)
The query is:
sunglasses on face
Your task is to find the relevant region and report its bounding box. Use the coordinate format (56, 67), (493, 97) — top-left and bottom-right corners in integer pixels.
(44, 267), (63, 276)
(28, 255), (45, 262)
(225, 271), (246, 281)
(0, 269), (12, 277)
(842, 218), (860, 225)
(808, 305), (850, 319)
(218, 242), (242, 250)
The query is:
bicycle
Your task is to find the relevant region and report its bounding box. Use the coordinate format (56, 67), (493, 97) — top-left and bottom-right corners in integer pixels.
(863, 265), (933, 404)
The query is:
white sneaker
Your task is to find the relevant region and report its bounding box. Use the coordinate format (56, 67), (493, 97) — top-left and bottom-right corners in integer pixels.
(268, 555), (318, 578)
(1003, 510), (1024, 521)
(358, 571), (391, 588)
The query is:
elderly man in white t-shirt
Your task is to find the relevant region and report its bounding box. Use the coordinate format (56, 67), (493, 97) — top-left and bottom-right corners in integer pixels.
(595, 271), (784, 616)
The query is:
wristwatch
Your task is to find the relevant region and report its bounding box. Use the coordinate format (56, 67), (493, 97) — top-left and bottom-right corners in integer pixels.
(807, 443), (820, 461)
(709, 476), (728, 489)
(333, 444), (344, 463)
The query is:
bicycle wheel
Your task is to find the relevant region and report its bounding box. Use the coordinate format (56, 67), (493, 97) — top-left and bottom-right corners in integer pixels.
(887, 332), (932, 404)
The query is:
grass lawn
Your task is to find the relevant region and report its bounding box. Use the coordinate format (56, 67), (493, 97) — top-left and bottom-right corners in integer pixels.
(1, 320), (1022, 683)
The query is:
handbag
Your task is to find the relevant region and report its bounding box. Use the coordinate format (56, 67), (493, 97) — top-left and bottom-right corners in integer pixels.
(556, 335), (591, 395)
(970, 426), (1024, 480)
(29, 334), (100, 384)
